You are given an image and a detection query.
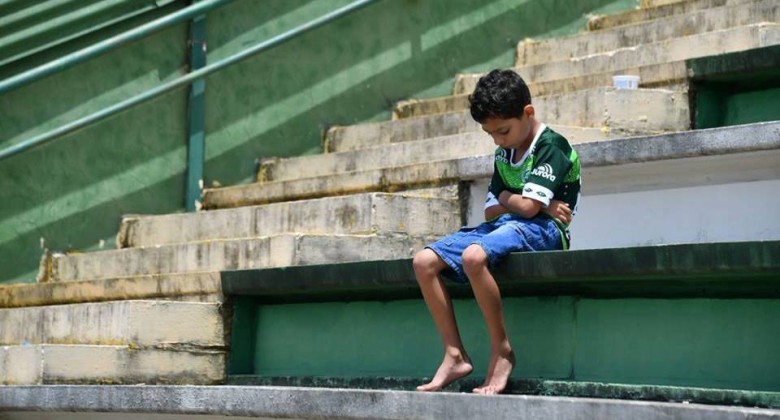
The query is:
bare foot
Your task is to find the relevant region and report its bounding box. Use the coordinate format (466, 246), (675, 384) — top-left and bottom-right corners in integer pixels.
(473, 350), (515, 395)
(417, 352), (473, 392)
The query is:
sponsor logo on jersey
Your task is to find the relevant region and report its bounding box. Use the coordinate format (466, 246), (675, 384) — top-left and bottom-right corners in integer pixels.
(531, 163), (556, 181)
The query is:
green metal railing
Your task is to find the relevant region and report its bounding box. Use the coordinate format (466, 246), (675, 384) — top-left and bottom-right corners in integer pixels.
(0, 0), (234, 96)
(0, 0), (378, 208)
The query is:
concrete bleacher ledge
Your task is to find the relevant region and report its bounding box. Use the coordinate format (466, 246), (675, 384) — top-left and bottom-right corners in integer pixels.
(203, 121), (780, 209)
(1, 385), (779, 419)
(223, 241), (780, 302)
(220, 240), (780, 409)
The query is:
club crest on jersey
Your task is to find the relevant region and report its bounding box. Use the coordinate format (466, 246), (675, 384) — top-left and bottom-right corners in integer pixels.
(531, 163), (556, 181)
(495, 148), (509, 164)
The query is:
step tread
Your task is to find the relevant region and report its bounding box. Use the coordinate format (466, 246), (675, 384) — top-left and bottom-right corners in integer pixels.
(518, 0), (777, 66)
(483, 22), (780, 87)
(228, 376), (780, 409)
(0, 384), (778, 418)
(120, 192), (461, 248)
(46, 233), (438, 282)
(590, 0), (756, 31)
(204, 121), (780, 209)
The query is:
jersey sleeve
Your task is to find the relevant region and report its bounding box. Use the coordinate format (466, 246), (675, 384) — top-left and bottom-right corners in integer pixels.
(522, 142), (572, 207)
(485, 162), (505, 209)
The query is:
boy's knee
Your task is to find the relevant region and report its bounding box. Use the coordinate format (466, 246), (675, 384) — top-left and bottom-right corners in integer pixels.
(462, 244), (488, 273)
(413, 249), (440, 276)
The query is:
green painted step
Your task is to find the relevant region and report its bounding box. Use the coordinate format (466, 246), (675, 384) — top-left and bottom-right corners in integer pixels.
(517, 0), (777, 67)
(222, 241), (780, 393)
(223, 241), (780, 301)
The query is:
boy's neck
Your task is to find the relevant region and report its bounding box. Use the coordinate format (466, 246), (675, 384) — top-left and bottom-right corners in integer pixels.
(513, 118), (541, 156)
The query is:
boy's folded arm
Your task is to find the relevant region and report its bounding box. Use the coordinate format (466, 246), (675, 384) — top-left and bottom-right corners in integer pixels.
(485, 203), (511, 220)
(498, 190), (543, 219)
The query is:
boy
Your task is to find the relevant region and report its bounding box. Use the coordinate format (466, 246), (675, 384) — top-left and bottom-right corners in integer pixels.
(413, 69), (580, 394)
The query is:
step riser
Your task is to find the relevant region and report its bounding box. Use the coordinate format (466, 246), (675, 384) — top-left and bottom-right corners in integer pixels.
(263, 133), (493, 183)
(46, 235), (435, 282)
(206, 122), (779, 212)
(518, 0), (778, 66)
(518, 24), (780, 85)
(0, 345), (224, 385)
(0, 301), (223, 347)
(122, 194), (461, 248)
(590, 0), (755, 31)
(327, 114), (607, 153)
(455, 23), (779, 94)
(324, 112), (479, 153)
(208, 156), (493, 209)
(396, 88), (689, 133)
(0, 273), (222, 308)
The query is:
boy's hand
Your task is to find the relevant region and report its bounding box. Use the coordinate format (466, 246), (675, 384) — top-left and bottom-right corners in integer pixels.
(543, 200), (571, 225)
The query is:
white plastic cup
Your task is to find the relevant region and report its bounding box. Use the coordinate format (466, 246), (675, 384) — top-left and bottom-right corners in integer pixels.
(612, 75), (640, 89)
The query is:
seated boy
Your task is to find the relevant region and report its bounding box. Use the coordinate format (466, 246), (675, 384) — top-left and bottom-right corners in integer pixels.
(413, 69), (581, 394)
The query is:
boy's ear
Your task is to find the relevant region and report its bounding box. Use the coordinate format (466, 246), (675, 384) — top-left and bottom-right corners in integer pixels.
(523, 104), (535, 118)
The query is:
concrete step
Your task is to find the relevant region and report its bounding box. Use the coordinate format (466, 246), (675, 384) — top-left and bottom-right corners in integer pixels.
(120, 192), (461, 248)
(206, 155), (491, 209)
(337, 88), (684, 151)
(0, 273), (223, 308)
(454, 23), (780, 94)
(0, 300), (223, 347)
(205, 122), (778, 214)
(643, 0), (702, 8)
(260, 130), (605, 185)
(589, 0), (756, 31)
(521, 23), (780, 85)
(0, 345), (224, 385)
(40, 234), (435, 282)
(2, 385), (780, 419)
(325, 109), (606, 153)
(395, 87), (689, 134)
(517, 0), (777, 66)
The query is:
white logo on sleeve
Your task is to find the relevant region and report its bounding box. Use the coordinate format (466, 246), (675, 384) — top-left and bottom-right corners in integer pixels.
(530, 163), (556, 181)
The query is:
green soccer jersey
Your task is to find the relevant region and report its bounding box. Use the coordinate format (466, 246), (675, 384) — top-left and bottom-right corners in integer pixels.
(484, 124), (581, 248)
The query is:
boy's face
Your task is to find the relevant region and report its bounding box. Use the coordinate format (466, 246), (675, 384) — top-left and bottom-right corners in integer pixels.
(480, 105), (535, 149)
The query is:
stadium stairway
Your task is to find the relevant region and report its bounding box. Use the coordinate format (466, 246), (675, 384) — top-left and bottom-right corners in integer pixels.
(1, 0), (779, 418)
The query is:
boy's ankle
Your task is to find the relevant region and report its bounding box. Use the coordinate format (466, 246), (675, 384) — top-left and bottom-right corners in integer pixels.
(445, 347), (469, 362)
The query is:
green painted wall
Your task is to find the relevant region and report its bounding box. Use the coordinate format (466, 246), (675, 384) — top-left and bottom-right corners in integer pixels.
(243, 296), (780, 392)
(0, 0), (637, 284)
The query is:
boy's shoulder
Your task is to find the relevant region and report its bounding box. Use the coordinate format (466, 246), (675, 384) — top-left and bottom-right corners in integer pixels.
(534, 126), (572, 153)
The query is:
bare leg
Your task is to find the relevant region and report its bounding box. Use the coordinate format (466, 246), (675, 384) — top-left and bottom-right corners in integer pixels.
(462, 244), (515, 395)
(413, 249), (473, 392)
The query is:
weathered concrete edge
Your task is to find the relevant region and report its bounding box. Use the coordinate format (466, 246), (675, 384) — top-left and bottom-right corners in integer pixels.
(577, 121), (780, 166)
(0, 272), (222, 308)
(1, 385), (778, 420)
(229, 376), (780, 409)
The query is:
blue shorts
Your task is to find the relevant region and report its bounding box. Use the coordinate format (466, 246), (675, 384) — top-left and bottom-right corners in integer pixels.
(427, 214), (562, 283)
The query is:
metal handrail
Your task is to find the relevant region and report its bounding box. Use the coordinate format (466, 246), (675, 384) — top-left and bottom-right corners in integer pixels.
(0, 0), (234, 96)
(0, 0), (378, 161)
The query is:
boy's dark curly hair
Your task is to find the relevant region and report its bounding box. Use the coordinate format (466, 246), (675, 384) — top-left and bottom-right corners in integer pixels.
(469, 69), (532, 123)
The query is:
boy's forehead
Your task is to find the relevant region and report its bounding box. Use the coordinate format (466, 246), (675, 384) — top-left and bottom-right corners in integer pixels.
(481, 117), (519, 131)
